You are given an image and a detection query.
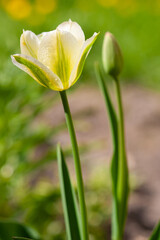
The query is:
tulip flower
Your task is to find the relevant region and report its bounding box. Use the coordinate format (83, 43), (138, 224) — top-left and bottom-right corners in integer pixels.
(11, 19), (98, 91)
(11, 20), (99, 240)
(96, 32), (128, 240)
(102, 32), (123, 78)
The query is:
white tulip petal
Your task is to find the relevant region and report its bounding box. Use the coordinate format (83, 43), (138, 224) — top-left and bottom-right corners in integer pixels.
(38, 30), (57, 71)
(12, 21), (99, 91)
(37, 31), (48, 41)
(69, 32), (99, 87)
(11, 54), (63, 91)
(20, 30), (40, 59)
(38, 29), (80, 89)
(57, 19), (85, 46)
(56, 29), (81, 78)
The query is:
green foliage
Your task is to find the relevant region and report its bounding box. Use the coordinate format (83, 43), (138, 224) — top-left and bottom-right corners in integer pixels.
(57, 145), (81, 240)
(149, 222), (160, 240)
(0, 220), (40, 240)
(13, 238), (33, 240)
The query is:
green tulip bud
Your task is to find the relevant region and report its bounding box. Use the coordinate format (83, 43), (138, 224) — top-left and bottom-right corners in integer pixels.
(102, 32), (123, 78)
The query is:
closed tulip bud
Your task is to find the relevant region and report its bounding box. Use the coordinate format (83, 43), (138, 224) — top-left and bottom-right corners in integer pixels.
(102, 32), (123, 78)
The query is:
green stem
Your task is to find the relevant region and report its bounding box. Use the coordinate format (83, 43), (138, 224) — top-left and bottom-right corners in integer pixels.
(95, 64), (120, 240)
(114, 77), (129, 239)
(59, 90), (88, 240)
(114, 78), (125, 154)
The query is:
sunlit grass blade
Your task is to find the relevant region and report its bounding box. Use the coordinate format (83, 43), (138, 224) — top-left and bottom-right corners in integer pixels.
(149, 222), (160, 240)
(57, 144), (82, 240)
(95, 63), (120, 239)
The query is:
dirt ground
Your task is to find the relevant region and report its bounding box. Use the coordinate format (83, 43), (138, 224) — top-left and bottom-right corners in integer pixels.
(39, 82), (160, 240)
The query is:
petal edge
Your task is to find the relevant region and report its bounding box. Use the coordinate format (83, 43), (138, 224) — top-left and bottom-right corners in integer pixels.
(69, 32), (99, 87)
(57, 19), (85, 46)
(11, 54), (63, 91)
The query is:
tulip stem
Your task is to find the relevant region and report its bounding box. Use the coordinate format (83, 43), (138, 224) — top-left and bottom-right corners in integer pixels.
(59, 90), (88, 240)
(114, 78), (125, 155)
(114, 77), (129, 239)
(94, 63), (120, 240)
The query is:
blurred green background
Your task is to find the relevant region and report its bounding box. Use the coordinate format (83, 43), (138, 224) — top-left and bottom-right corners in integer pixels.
(0, 0), (160, 239)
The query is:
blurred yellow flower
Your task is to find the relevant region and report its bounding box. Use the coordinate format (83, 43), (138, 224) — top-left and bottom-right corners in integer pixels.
(97, 0), (119, 8)
(153, 0), (160, 15)
(11, 20), (99, 91)
(97, 0), (138, 15)
(35, 0), (57, 15)
(116, 0), (138, 16)
(2, 0), (32, 20)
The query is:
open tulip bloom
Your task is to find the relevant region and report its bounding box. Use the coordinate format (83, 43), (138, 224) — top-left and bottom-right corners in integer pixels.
(11, 20), (99, 240)
(11, 20), (98, 91)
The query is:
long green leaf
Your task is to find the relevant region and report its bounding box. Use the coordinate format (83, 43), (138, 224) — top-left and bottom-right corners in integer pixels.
(149, 222), (160, 240)
(114, 78), (129, 238)
(95, 63), (119, 192)
(95, 63), (120, 239)
(57, 144), (82, 240)
(12, 237), (33, 240)
(0, 220), (40, 240)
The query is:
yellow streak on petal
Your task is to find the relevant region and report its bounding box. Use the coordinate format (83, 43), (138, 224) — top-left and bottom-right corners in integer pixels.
(55, 31), (71, 89)
(20, 31), (39, 59)
(11, 54), (63, 91)
(69, 32), (99, 87)
(38, 30), (80, 89)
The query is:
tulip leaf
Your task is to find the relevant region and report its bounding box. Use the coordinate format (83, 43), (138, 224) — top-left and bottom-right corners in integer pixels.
(0, 220), (40, 240)
(95, 63), (120, 239)
(57, 144), (81, 240)
(12, 237), (33, 240)
(149, 222), (160, 240)
(95, 63), (129, 239)
(95, 63), (119, 191)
